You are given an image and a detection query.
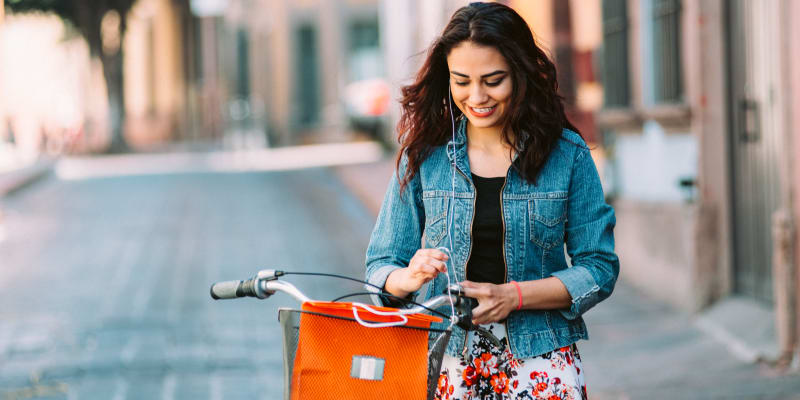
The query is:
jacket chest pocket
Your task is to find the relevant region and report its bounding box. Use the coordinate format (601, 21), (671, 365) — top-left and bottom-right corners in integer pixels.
(423, 197), (448, 247)
(528, 198), (567, 250)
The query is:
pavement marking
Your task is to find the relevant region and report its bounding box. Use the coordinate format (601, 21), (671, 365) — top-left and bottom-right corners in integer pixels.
(209, 374), (222, 400)
(166, 228), (193, 324)
(130, 229), (172, 320)
(0, 318), (14, 359)
(120, 337), (140, 364)
(56, 142), (385, 180)
(101, 239), (144, 319)
(161, 374), (176, 400)
(695, 316), (759, 363)
(112, 377), (128, 400)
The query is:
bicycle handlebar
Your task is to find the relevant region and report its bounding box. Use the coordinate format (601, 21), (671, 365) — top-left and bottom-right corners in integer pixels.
(210, 270), (461, 312)
(210, 279), (259, 299)
(210, 269), (281, 300)
(209, 270), (502, 345)
(211, 269), (501, 347)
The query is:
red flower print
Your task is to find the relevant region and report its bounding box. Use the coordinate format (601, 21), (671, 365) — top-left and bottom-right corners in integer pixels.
(462, 365), (477, 386)
(530, 371), (539, 379)
(474, 353), (494, 378)
(560, 346), (570, 352)
(553, 377), (561, 385)
(536, 382), (548, 392)
(490, 372), (509, 394)
(512, 380), (519, 389)
(435, 374), (452, 400)
(548, 396), (561, 400)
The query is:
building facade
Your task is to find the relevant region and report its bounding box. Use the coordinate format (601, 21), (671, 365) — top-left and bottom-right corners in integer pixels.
(596, 0), (799, 363)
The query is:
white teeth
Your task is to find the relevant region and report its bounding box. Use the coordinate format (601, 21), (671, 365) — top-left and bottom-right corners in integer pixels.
(472, 106), (494, 113)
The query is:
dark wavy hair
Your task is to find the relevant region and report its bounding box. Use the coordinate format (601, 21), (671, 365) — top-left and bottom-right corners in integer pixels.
(396, 2), (578, 190)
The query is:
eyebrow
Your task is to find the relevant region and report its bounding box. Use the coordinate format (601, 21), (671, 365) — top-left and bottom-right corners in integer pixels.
(450, 70), (507, 79)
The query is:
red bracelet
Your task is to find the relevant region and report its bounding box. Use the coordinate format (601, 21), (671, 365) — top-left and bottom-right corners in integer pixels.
(510, 281), (522, 310)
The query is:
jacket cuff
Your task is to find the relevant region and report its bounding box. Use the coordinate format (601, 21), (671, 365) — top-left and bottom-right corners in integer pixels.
(550, 266), (601, 320)
(366, 264), (415, 307)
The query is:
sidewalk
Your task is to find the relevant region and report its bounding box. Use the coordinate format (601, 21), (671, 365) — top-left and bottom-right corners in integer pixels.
(333, 159), (800, 400)
(0, 158), (54, 198)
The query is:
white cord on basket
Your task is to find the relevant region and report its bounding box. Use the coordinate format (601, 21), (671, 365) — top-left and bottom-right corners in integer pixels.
(351, 303), (410, 328)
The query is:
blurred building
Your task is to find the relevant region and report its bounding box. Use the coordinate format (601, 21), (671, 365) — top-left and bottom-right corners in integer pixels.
(199, 0), (385, 147)
(593, 0), (800, 363)
(123, 0), (189, 149)
(0, 0), (388, 159)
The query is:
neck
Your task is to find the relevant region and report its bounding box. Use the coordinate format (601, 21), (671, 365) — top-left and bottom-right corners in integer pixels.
(466, 122), (510, 153)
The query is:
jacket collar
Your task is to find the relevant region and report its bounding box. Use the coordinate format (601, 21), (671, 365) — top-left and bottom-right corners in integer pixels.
(445, 116), (471, 177)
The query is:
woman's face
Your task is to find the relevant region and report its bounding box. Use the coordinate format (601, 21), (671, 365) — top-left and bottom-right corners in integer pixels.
(446, 41), (513, 132)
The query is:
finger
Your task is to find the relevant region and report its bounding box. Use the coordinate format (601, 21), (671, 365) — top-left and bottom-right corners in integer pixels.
(420, 264), (440, 278)
(435, 261), (448, 273)
(459, 281), (485, 297)
(471, 304), (487, 325)
(426, 249), (449, 261)
(424, 257), (447, 273)
(460, 285), (480, 299)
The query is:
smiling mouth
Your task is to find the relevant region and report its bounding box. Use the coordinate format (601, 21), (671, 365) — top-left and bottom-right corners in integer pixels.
(468, 105), (497, 117)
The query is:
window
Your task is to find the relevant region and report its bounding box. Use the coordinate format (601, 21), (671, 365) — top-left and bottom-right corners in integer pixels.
(652, 0), (682, 103)
(601, 0), (631, 108)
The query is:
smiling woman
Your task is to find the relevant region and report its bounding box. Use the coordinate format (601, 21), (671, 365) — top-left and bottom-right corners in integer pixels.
(447, 42), (512, 131)
(366, 3), (618, 400)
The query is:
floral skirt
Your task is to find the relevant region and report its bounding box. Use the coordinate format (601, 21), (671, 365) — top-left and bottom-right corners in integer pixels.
(434, 323), (586, 400)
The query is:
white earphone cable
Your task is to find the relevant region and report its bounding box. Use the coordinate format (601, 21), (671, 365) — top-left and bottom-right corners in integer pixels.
(353, 88), (461, 329)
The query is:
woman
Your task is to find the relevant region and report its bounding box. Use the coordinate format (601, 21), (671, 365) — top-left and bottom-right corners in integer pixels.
(366, 3), (618, 399)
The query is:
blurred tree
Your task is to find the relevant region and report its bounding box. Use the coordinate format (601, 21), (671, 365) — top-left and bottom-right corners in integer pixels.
(4, 0), (137, 153)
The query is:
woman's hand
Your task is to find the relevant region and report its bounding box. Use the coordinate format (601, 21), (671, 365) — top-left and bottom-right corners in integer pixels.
(460, 280), (517, 325)
(385, 249), (449, 297)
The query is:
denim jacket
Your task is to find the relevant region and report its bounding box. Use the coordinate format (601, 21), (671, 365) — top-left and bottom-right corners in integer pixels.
(365, 117), (619, 358)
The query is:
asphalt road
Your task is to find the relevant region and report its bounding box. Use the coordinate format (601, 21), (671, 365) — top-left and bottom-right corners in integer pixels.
(0, 167), (375, 399)
(3, 157), (800, 400)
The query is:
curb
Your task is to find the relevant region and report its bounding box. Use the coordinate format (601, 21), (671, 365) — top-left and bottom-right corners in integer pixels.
(0, 158), (55, 198)
(332, 159), (395, 218)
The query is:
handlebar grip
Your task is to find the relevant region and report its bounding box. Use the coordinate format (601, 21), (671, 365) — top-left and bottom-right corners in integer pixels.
(210, 279), (259, 300)
(210, 280), (244, 299)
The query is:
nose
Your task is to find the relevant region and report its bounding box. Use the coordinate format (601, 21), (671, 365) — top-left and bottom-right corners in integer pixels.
(468, 84), (488, 105)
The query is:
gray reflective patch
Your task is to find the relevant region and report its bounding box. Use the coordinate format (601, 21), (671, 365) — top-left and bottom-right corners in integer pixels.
(350, 355), (385, 380)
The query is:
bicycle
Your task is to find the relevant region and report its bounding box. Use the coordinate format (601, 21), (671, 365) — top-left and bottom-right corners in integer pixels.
(210, 269), (500, 400)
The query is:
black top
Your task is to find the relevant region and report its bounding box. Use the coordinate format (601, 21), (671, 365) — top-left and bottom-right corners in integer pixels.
(466, 173), (506, 285)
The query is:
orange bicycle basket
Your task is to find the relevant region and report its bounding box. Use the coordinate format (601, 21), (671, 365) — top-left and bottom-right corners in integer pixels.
(285, 301), (445, 400)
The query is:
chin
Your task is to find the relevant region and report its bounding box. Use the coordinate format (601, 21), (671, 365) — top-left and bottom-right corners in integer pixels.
(466, 116), (502, 129)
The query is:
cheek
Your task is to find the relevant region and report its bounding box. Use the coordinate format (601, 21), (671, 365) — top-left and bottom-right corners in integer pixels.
(450, 88), (469, 110)
(450, 85), (469, 102)
(493, 86), (513, 104)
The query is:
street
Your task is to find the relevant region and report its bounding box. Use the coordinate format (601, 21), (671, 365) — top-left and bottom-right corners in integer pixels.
(2, 156), (800, 400)
(0, 165), (375, 399)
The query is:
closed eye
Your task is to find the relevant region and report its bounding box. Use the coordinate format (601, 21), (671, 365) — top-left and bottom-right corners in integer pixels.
(485, 77), (505, 87)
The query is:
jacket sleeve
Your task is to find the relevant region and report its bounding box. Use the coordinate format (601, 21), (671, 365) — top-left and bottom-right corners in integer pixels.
(550, 148), (620, 320)
(365, 156), (425, 306)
